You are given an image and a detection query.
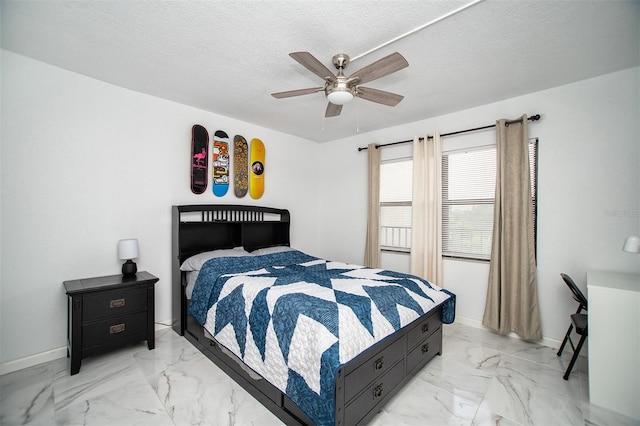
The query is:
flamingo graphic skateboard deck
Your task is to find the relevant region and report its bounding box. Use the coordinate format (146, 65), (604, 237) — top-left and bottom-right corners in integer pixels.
(233, 135), (248, 198)
(249, 138), (265, 199)
(190, 124), (209, 194)
(212, 130), (230, 197)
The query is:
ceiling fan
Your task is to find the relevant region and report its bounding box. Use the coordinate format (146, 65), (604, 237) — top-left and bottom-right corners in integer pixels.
(271, 51), (409, 118)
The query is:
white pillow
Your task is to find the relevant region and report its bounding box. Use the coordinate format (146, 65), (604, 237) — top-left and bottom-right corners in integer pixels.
(251, 246), (295, 256)
(180, 248), (251, 271)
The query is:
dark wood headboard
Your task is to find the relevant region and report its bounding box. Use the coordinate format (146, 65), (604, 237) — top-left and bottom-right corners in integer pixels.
(171, 205), (291, 334)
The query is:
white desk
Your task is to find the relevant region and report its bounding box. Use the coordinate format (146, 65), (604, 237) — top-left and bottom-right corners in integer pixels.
(587, 271), (640, 420)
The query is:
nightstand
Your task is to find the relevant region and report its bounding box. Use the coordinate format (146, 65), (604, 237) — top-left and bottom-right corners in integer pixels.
(64, 271), (159, 375)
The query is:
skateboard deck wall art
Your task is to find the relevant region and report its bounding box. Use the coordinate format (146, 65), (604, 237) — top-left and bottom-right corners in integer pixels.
(249, 138), (265, 199)
(190, 124), (209, 194)
(233, 135), (249, 198)
(212, 130), (230, 197)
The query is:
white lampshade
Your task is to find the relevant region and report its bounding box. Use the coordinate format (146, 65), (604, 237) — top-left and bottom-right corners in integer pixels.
(118, 239), (139, 260)
(622, 235), (640, 253)
(327, 90), (354, 105)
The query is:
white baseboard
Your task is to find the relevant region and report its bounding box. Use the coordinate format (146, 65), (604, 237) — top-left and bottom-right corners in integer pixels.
(0, 346), (67, 376)
(0, 322), (174, 376)
(453, 315), (565, 351)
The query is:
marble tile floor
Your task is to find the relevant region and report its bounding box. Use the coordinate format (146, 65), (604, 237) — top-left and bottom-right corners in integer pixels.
(1, 323), (638, 426)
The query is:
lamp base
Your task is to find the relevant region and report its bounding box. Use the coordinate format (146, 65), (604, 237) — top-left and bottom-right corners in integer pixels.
(122, 259), (137, 276)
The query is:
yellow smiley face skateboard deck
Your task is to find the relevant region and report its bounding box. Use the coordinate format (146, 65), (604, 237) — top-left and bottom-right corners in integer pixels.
(233, 135), (248, 198)
(212, 130), (230, 197)
(249, 138), (265, 199)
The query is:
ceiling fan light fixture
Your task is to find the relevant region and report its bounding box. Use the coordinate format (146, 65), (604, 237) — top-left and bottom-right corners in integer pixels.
(327, 89), (354, 105)
(274, 51), (408, 116)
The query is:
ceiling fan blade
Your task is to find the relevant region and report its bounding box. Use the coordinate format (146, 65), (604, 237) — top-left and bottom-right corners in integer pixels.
(356, 86), (404, 106)
(290, 52), (336, 82)
(325, 102), (343, 117)
(271, 87), (323, 99)
(348, 52), (408, 85)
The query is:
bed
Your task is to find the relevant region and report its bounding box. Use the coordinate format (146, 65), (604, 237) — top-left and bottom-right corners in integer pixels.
(171, 204), (455, 425)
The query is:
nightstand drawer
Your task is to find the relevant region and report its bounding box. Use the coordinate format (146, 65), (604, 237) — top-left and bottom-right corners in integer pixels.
(83, 286), (148, 321)
(82, 311), (148, 349)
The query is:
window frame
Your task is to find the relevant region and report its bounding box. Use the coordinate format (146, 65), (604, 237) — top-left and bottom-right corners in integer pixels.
(441, 138), (538, 262)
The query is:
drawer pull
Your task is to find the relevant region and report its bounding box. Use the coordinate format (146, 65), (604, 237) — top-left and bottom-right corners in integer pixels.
(109, 323), (125, 334)
(373, 357), (384, 371)
(373, 384), (384, 399)
(110, 298), (125, 308)
(422, 322), (430, 333)
(421, 342), (430, 354)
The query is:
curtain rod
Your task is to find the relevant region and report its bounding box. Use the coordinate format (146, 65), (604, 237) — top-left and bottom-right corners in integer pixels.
(357, 114), (541, 152)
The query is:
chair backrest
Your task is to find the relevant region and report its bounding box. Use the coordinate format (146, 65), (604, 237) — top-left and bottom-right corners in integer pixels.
(561, 273), (588, 311)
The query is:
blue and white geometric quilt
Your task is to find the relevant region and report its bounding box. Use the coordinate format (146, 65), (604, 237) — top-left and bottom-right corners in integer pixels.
(188, 250), (455, 425)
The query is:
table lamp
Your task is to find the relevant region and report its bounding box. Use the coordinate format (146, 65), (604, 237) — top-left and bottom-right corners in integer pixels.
(118, 239), (139, 275)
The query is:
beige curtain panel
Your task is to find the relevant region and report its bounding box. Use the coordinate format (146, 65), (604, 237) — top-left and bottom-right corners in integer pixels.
(482, 115), (542, 340)
(410, 133), (443, 285)
(364, 143), (381, 268)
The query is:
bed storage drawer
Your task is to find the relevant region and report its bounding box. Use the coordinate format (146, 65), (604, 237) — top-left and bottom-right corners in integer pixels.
(344, 359), (404, 426)
(406, 328), (442, 374)
(83, 286), (148, 321)
(407, 310), (440, 351)
(344, 335), (405, 402)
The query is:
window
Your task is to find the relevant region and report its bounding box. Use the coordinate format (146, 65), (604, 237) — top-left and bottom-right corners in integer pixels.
(441, 148), (495, 259)
(379, 158), (412, 251)
(377, 138), (538, 260)
(441, 138), (538, 260)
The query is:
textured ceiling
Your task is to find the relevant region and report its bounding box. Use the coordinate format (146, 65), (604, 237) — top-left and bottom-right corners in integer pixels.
(2, 0), (638, 143)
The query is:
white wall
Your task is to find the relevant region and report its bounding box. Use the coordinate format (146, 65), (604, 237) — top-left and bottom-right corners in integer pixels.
(0, 50), (322, 368)
(317, 67), (640, 344)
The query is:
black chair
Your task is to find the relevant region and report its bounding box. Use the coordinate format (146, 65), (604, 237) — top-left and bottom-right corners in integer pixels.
(556, 273), (588, 380)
